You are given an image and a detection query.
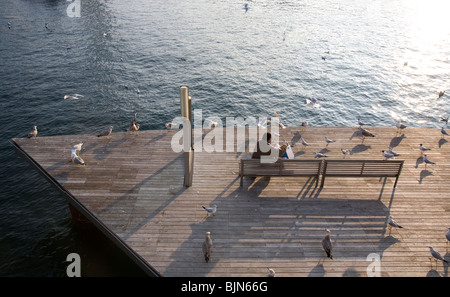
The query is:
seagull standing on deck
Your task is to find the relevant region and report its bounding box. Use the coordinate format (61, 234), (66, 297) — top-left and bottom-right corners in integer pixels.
(382, 150), (395, 160)
(322, 229), (333, 260)
(202, 232), (213, 263)
(396, 120), (407, 134)
(314, 152), (328, 158)
(267, 268), (275, 277)
(97, 126), (113, 137)
(441, 127), (448, 138)
(27, 126), (37, 138)
(423, 154), (435, 168)
(387, 215), (403, 235)
(202, 205), (217, 217)
(324, 136), (335, 147)
(428, 246), (448, 266)
(358, 118), (366, 127)
(419, 144), (430, 155)
(388, 146), (399, 156)
(341, 149), (350, 158)
(359, 127), (375, 142)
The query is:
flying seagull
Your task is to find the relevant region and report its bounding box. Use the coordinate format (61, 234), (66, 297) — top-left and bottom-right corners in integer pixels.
(322, 229), (333, 260)
(202, 232), (213, 263)
(97, 126), (113, 137)
(27, 126), (37, 138)
(64, 94), (83, 100)
(438, 90), (445, 98)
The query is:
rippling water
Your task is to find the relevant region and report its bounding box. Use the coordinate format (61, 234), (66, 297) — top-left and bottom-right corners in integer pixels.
(1, 0), (449, 276)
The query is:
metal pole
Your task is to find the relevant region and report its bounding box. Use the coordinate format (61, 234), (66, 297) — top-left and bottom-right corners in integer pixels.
(180, 86), (193, 187)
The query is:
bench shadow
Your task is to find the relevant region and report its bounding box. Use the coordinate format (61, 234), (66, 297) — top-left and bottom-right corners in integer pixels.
(163, 175), (398, 276)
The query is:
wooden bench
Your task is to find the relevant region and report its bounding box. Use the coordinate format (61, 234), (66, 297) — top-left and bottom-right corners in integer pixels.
(239, 158), (323, 187)
(320, 159), (404, 188)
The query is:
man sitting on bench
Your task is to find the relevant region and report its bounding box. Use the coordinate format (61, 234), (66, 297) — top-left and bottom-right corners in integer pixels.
(252, 132), (287, 159)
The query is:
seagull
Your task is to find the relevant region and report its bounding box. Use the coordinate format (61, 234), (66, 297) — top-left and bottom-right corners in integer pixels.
(314, 152), (328, 158)
(97, 126), (113, 137)
(423, 154), (435, 168)
(387, 215), (403, 235)
(428, 246), (448, 266)
(64, 94), (83, 100)
(72, 142), (83, 154)
(27, 126), (38, 138)
(301, 137), (309, 148)
(322, 229), (333, 260)
(8, 22), (11, 29)
(72, 153), (86, 167)
(325, 136), (335, 147)
(267, 268), (275, 277)
(441, 127), (448, 138)
(165, 122), (176, 130)
(244, 3), (249, 12)
(440, 116), (448, 124)
(396, 120), (407, 134)
(202, 205), (217, 217)
(419, 144), (431, 155)
(438, 90), (445, 98)
(306, 97), (320, 108)
(357, 118), (366, 127)
(202, 232), (213, 263)
(359, 127), (375, 142)
(382, 150), (395, 160)
(128, 113), (140, 131)
(341, 149), (350, 158)
(388, 146), (399, 156)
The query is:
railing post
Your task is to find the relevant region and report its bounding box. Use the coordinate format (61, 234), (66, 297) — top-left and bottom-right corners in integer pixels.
(180, 85), (193, 187)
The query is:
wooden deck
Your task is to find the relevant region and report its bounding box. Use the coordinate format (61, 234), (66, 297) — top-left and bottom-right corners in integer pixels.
(11, 126), (450, 277)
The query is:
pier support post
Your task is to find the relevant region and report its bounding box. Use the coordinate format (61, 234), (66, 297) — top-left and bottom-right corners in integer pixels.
(180, 85), (194, 187)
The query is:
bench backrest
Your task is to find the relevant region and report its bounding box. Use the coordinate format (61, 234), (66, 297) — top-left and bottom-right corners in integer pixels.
(240, 159), (323, 177)
(321, 159), (404, 188)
